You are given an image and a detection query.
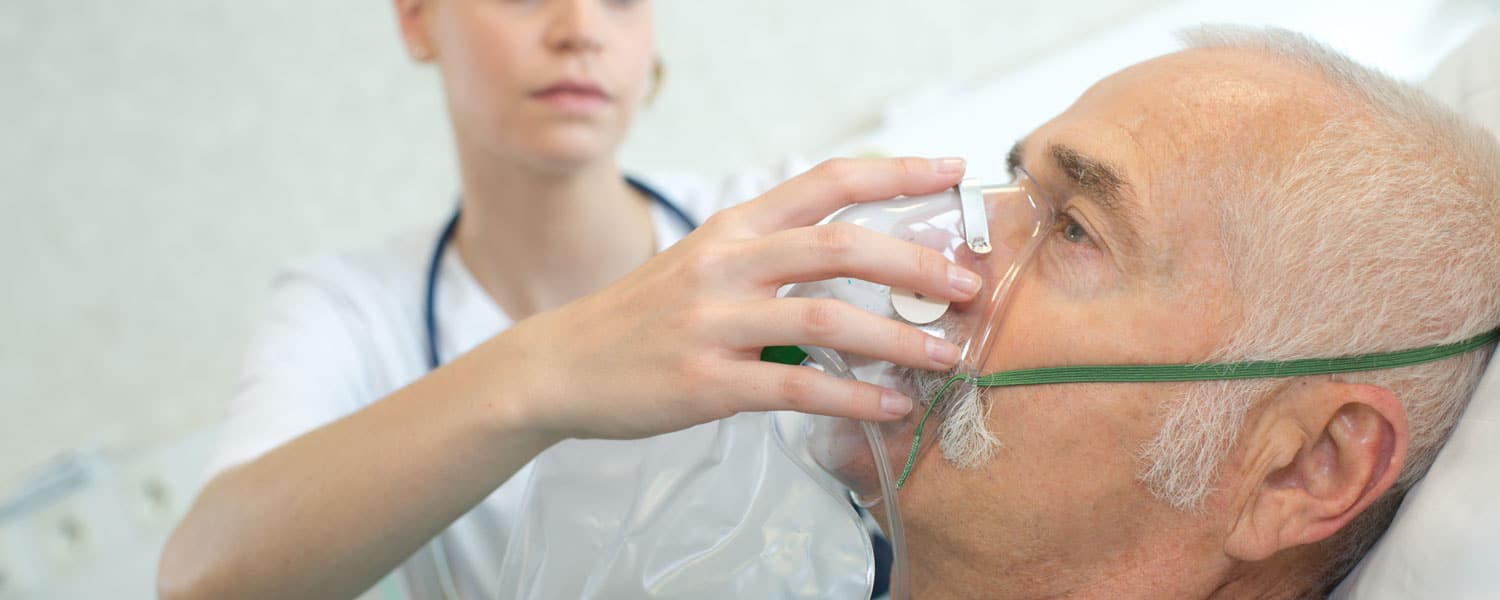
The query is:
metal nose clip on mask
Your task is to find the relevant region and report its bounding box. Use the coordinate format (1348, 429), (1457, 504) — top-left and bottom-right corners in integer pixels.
(771, 168), (1054, 600)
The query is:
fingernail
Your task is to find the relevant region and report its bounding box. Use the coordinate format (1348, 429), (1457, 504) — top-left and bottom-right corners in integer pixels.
(932, 157), (966, 174)
(882, 391), (914, 416)
(948, 265), (982, 296)
(927, 336), (960, 366)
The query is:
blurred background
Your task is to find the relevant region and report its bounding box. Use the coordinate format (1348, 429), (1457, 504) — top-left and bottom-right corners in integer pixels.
(1, 0), (1494, 597)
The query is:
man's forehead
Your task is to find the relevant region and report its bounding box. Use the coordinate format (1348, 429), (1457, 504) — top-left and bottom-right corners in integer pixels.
(1043, 51), (1337, 179)
(1061, 49), (1340, 160)
(1005, 49), (1330, 274)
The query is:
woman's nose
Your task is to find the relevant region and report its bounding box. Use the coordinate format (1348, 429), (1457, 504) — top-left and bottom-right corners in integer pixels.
(542, 0), (603, 53)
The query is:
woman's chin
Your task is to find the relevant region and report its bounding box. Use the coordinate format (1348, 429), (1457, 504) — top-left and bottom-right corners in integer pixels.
(519, 126), (625, 168)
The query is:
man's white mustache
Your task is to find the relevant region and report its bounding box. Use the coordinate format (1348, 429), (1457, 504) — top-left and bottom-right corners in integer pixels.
(894, 315), (1001, 469)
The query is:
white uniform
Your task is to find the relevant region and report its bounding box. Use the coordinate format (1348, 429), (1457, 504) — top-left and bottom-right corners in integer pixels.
(206, 168), (875, 599)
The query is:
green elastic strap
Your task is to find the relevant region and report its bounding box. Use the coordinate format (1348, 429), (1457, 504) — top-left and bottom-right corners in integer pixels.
(761, 345), (810, 365)
(893, 328), (1500, 489)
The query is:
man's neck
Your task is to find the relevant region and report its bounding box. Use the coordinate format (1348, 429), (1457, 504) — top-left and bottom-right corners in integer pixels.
(452, 149), (656, 321)
(1206, 548), (1327, 600)
(904, 528), (1322, 600)
(902, 512), (1233, 600)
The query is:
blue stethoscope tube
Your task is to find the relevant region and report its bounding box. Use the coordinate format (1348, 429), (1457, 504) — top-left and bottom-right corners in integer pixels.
(423, 176), (697, 371)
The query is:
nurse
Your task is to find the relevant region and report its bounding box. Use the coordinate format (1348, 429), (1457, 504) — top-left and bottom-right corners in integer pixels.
(158, 1), (981, 598)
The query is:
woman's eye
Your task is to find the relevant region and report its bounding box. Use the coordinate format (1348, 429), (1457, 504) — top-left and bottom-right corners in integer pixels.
(1060, 216), (1091, 244)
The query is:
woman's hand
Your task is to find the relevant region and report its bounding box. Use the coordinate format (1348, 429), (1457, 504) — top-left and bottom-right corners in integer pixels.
(502, 157), (984, 440)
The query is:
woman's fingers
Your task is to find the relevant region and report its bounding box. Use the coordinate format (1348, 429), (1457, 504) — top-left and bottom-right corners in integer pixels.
(718, 362), (914, 421)
(721, 157), (966, 234)
(719, 298), (960, 371)
(731, 223), (983, 302)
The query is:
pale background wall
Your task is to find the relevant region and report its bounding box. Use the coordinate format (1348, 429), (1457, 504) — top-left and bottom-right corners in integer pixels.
(3, 0), (1494, 597)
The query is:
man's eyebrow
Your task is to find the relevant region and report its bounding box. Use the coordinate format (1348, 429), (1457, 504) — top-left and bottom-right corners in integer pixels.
(1007, 139), (1146, 252)
(1049, 143), (1145, 251)
(1006, 140), (1025, 177)
(1049, 143), (1131, 210)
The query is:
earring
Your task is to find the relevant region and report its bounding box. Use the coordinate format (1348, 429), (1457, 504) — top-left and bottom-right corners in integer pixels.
(644, 58), (664, 104)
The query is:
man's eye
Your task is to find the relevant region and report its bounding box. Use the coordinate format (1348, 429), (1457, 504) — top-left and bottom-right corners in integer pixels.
(1060, 215), (1091, 244)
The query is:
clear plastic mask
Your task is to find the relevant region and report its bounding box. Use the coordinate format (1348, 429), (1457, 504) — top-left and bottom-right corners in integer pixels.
(771, 168), (1051, 599)
(775, 169), (1052, 507)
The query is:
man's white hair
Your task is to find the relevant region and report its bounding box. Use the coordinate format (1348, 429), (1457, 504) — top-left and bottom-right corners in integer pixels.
(1138, 25), (1500, 590)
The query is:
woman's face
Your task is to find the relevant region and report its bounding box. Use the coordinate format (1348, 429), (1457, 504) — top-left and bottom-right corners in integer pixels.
(399, 0), (656, 171)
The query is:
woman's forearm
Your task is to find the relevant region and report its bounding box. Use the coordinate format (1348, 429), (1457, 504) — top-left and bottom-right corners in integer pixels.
(157, 337), (559, 600)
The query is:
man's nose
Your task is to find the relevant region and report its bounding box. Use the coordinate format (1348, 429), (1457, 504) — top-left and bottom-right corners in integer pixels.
(542, 0), (603, 54)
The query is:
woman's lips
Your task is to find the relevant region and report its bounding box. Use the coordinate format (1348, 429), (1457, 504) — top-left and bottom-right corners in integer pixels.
(530, 80), (611, 113)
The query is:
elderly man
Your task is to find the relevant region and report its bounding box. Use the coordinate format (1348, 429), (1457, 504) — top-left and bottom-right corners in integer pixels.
(889, 27), (1500, 599)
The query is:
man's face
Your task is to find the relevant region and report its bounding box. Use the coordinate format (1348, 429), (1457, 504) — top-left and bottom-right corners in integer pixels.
(895, 48), (1341, 593)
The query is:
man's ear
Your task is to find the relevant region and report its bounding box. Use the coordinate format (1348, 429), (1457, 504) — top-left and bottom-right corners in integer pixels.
(394, 0), (437, 61)
(1224, 379), (1409, 561)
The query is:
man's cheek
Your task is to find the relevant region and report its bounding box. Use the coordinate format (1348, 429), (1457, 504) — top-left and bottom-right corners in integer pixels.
(994, 385), (1157, 479)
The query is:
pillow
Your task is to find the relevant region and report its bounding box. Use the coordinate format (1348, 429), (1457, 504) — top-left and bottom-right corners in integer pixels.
(1332, 21), (1500, 599)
